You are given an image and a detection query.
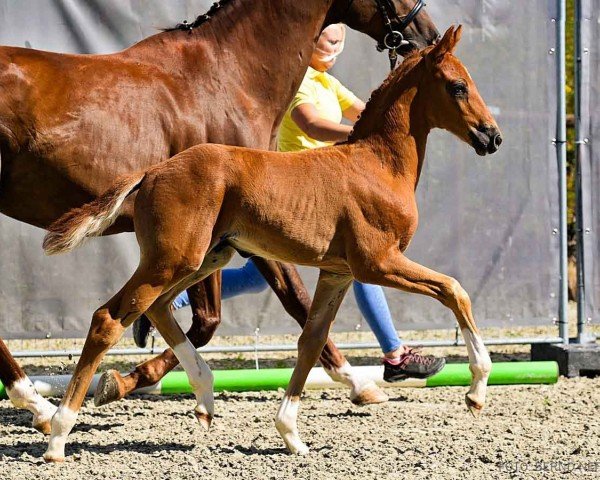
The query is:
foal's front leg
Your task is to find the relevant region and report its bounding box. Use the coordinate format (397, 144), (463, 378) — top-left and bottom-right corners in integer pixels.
(354, 252), (492, 415)
(275, 270), (352, 454)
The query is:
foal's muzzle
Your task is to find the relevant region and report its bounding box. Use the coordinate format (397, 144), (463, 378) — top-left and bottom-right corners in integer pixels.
(469, 124), (503, 156)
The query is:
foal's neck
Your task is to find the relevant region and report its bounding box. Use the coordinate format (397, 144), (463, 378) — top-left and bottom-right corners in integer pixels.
(352, 62), (430, 188)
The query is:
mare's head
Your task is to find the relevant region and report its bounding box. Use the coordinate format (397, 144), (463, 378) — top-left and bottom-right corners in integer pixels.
(328, 0), (439, 55)
(419, 25), (502, 155)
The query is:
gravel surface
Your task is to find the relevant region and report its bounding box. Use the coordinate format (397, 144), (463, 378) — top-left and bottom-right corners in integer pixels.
(2, 304), (599, 478)
(1, 375), (599, 480)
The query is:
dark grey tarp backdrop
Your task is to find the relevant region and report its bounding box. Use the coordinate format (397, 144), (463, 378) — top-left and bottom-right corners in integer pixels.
(579, 0), (599, 326)
(0, 1), (560, 339)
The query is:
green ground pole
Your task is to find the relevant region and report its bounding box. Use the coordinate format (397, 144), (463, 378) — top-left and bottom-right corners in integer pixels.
(0, 361), (558, 400)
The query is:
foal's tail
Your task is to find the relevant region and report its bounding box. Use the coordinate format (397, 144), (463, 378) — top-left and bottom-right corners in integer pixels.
(43, 172), (146, 255)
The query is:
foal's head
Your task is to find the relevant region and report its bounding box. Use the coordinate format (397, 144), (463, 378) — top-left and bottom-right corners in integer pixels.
(419, 25), (502, 156)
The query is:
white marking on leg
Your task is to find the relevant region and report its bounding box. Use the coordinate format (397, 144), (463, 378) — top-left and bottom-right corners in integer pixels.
(325, 361), (387, 404)
(274, 395), (309, 455)
(173, 340), (214, 428)
(461, 328), (492, 408)
(7, 378), (57, 433)
(43, 406), (78, 462)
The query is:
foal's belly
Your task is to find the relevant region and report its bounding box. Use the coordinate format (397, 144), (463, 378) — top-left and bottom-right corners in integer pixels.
(227, 228), (347, 272)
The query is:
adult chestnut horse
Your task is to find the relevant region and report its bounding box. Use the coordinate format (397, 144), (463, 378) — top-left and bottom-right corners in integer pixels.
(0, 0), (439, 432)
(44, 26), (501, 460)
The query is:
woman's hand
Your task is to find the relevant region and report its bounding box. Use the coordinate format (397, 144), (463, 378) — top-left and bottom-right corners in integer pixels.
(343, 99), (366, 123)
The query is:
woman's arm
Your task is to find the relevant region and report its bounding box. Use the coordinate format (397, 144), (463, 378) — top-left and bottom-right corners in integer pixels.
(342, 99), (366, 122)
(291, 103), (353, 142)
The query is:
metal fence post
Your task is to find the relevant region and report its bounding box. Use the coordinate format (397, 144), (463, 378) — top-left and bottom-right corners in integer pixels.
(574, 0), (586, 343)
(556, 0), (569, 344)
(574, 0), (596, 343)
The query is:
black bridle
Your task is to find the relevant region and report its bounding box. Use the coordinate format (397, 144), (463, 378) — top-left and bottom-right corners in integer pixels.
(344, 0), (426, 70)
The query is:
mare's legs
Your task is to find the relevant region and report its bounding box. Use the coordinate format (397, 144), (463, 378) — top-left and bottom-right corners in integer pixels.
(0, 338), (57, 433)
(353, 251), (492, 415)
(251, 258), (387, 404)
(99, 258), (387, 406)
(275, 270), (352, 454)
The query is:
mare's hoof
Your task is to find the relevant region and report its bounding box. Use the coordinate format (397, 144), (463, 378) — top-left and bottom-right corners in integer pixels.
(33, 418), (52, 435)
(194, 410), (213, 431)
(350, 383), (389, 406)
(465, 394), (483, 418)
(33, 401), (57, 435)
(94, 370), (124, 407)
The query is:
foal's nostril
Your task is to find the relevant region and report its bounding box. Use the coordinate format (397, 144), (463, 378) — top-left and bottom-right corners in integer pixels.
(493, 134), (503, 148)
(486, 133), (502, 154)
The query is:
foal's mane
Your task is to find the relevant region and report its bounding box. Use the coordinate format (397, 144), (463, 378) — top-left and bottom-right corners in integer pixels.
(348, 47), (432, 142)
(163, 0), (235, 32)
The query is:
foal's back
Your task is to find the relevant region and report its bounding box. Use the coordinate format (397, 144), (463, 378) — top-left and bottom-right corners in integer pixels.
(135, 143), (415, 268)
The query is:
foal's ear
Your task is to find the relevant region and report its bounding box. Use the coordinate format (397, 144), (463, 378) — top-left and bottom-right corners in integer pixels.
(428, 25), (462, 64)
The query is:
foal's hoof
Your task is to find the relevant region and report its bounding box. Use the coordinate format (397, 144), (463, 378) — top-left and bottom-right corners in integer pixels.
(94, 370), (125, 407)
(465, 394), (484, 418)
(194, 409), (213, 431)
(43, 454), (65, 463)
(350, 382), (389, 406)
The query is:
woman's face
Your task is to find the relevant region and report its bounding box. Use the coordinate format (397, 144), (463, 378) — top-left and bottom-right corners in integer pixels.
(310, 25), (345, 72)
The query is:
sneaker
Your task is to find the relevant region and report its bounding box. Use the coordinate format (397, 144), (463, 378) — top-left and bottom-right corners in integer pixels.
(132, 314), (153, 349)
(383, 348), (446, 382)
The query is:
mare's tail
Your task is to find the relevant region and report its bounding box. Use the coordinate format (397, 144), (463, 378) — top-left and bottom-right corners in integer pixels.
(43, 172), (146, 255)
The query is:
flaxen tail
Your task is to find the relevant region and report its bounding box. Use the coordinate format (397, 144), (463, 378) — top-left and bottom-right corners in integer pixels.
(43, 172), (146, 255)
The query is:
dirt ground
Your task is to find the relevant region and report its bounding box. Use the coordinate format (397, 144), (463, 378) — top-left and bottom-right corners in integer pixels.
(1, 306), (599, 479)
(1, 376), (599, 480)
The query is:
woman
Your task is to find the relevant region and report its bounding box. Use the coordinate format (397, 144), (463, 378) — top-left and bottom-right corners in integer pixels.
(171, 24), (445, 382)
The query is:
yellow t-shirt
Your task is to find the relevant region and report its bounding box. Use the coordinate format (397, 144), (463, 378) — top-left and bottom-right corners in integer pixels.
(277, 67), (358, 152)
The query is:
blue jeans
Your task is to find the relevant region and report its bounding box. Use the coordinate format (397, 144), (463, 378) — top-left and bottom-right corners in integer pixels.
(172, 260), (402, 354)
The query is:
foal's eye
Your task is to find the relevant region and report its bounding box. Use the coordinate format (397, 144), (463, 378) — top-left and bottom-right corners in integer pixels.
(449, 82), (468, 98)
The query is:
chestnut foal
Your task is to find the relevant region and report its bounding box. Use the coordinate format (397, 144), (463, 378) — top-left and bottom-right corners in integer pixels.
(43, 26), (501, 460)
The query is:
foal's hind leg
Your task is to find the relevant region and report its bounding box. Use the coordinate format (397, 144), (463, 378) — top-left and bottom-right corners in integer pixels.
(353, 252), (492, 415)
(145, 300), (215, 429)
(44, 264), (171, 462)
(0, 338), (56, 433)
(275, 270), (352, 454)
(251, 258), (387, 405)
(94, 272), (223, 406)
